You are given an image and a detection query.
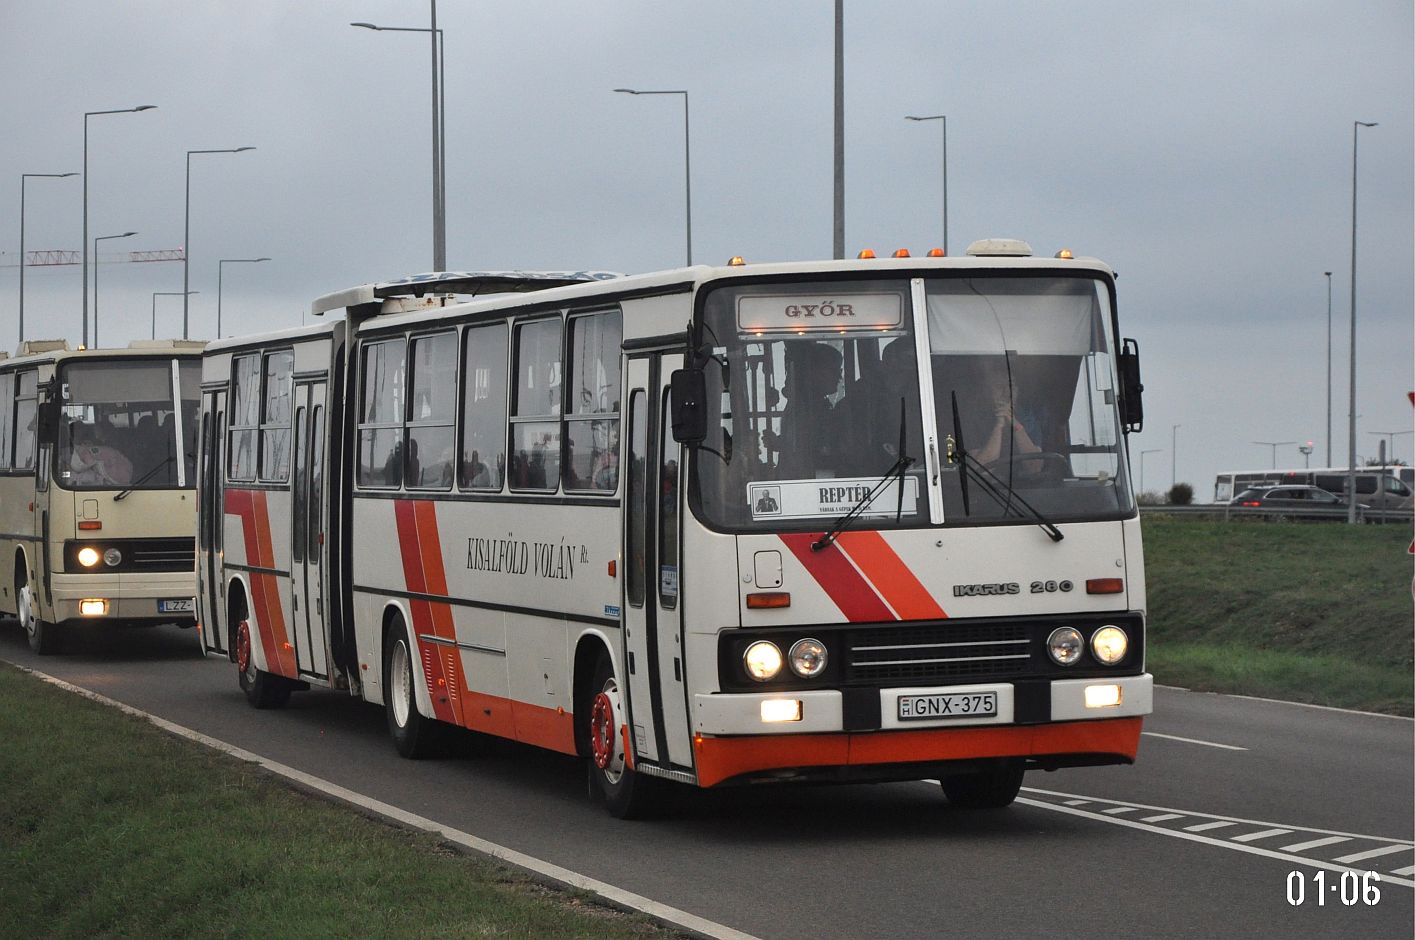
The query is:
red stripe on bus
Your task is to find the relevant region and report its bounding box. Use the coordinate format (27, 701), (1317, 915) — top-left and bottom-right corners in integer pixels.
(779, 533), (895, 622)
(835, 531), (947, 621)
(224, 490), (296, 679)
(693, 717), (1143, 788)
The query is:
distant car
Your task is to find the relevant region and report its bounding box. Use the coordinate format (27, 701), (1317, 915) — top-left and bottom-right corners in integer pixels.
(1229, 485), (1366, 520)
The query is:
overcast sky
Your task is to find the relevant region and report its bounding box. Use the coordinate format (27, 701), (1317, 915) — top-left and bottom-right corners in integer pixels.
(2, 1), (1411, 498)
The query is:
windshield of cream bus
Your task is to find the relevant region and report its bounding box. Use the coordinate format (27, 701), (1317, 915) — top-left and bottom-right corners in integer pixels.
(691, 274), (1133, 530)
(56, 358), (201, 490)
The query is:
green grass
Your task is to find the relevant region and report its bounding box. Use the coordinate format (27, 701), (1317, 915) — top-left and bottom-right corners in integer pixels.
(1142, 515), (1413, 715)
(0, 665), (681, 940)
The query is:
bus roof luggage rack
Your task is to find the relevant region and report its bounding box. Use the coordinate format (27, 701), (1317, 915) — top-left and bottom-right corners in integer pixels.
(310, 269), (623, 317)
(16, 339), (71, 356)
(128, 339), (209, 350)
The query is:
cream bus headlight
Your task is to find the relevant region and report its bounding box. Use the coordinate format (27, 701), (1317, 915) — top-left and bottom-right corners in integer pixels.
(1090, 626), (1129, 665)
(103, 547), (123, 567)
(743, 641), (783, 681)
(788, 638), (828, 678)
(1047, 627), (1084, 665)
(77, 546), (102, 568)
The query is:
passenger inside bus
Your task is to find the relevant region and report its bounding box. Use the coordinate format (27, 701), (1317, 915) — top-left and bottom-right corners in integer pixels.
(69, 420), (134, 486)
(763, 341), (844, 479)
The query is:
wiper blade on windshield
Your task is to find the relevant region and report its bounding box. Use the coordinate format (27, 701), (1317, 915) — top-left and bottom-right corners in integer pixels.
(947, 390), (1063, 543)
(813, 398), (914, 552)
(114, 455), (173, 501)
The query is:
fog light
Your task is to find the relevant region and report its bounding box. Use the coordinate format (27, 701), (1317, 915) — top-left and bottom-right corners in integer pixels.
(1090, 625), (1129, 665)
(760, 699), (802, 722)
(79, 599), (110, 616)
(743, 641), (783, 681)
(788, 638), (828, 678)
(77, 546), (101, 568)
(103, 547), (123, 567)
(1085, 684), (1122, 708)
(1047, 627), (1084, 665)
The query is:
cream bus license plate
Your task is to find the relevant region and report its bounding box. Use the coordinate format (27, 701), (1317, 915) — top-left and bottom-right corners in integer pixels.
(159, 598), (195, 613)
(898, 691), (998, 720)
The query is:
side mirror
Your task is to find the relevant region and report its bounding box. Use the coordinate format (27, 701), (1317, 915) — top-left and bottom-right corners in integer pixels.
(36, 382), (59, 440)
(1118, 338), (1144, 433)
(669, 368), (707, 444)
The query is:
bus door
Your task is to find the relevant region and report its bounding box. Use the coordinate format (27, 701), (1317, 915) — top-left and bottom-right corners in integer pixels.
(289, 381), (329, 679)
(622, 354), (694, 773)
(199, 389), (228, 654)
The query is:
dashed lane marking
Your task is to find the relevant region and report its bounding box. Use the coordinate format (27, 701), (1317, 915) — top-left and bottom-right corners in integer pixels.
(1334, 844), (1415, 865)
(1140, 813), (1183, 823)
(1280, 836), (1351, 853)
(1231, 828), (1293, 843)
(1185, 821), (1237, 832)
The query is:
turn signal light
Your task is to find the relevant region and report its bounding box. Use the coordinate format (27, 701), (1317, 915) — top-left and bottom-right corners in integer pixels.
(78, 520), (102, 531)
(892, 248), (911, 258)
(927, 248), (945, 257)
(1086, 578), (1124, 595)
(746, 592), (791, 609)
(857, 249), (877, 259)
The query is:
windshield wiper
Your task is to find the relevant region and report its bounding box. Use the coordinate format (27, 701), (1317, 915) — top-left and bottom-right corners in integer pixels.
(114, 455), (173, 501)
(947, 391), (1064, 543)
(813, 399), (914, 552)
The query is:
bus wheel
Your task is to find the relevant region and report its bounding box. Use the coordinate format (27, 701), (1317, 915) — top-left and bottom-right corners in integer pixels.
(18, 571), (60, 655)
(587, 653), (658, 819)
(384, 621), (440, 758)
(940, 759), (1025, 809)
(235, 619), (291, 709)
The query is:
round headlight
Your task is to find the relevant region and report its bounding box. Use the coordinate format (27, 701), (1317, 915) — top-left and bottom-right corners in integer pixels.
(103, 547), (123, 567)
(1091, 625), (1129, 665)
(743, 641), (783, 681)
(77, 546), (101, 568)
(1047, 627), (1084, 665)
(788, 638), (828, 678)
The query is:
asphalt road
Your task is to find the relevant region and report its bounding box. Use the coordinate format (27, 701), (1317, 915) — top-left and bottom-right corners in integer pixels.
(3, 620), (1411, 940)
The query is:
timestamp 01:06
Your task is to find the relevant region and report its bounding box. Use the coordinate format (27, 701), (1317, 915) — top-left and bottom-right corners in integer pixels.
(1286, 870), (1381, 906)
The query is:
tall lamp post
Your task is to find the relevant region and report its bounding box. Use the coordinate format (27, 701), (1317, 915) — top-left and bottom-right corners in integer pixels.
(614, 88), (692, 266)
(1140, 448), (1162, 496)
(19, 172), (78, 346)
(217, 257), (271, 339)
(152, 291), (198, 340)
(1252, 440), (1296, 469)
(184, 146), (255, 340)
(1347, 120), (1377, 523)
(93, 231), (137, 347)
(351, 16), (445, 270)
(1323, 271), (1332, 466)
(1367, 429), (1413, 468)
(1170, 423), (1180, 490)
(1298, 441), (1314, 469)
(83, 105), (156, 348)
(904, 114), (948, 255)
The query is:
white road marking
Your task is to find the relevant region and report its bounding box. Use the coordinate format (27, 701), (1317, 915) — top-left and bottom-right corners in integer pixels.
(17, 666), (761, 940)
(1142, 731), (1247, 751)
(1140, 813), (1183, 823)
(1392, 865), (1415, 877)
(1102, 806), (1140, 815)
(1333, 844), (1415, 865)
(1185, 821), (1237, 832)
(1231, 828), (1292, 843)
(1280, 835), (1351, 853)
(1063, 799), (1091, 806)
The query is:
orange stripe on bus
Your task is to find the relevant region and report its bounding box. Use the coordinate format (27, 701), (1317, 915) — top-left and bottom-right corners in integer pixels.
(836, 531), (947, 620)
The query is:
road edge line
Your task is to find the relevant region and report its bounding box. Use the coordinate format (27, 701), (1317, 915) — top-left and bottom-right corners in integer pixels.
(1155, 684), (1412, 721)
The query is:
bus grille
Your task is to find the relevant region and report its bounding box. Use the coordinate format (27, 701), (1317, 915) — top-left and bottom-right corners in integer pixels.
(128, 540), (196, 571)
(844, 623), (1032, 684)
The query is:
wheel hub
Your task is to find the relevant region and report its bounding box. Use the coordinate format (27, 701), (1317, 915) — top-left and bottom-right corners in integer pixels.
(590, 691), (615, 770)
(236, 620), (252, 674)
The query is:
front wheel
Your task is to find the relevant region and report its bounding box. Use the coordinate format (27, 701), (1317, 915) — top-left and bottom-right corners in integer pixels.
(235, 618), (291, 708)
(19, 577), (60, 655)
(586, 653), (659, 819)
(384, 620), (442, 758)
(940, 759), (1025, 809)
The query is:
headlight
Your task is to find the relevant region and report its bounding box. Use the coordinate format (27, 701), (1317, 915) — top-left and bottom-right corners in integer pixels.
(743, 640), (783, 681)
(77, 546), (102, 568)
(1091, 625), (1129, 665)
(1047, 627), (1084, 665)
(103, 547), (123, 567)
(788, 638), (828, 678)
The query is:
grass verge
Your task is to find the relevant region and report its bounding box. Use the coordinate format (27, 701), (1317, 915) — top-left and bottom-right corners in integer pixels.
(0, 664), (681, 939)
(1143, 515), (1413, 715)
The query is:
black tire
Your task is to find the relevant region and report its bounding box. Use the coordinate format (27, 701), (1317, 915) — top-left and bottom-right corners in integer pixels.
(585, 652), (658, 819)
(235, 617), (292, 709)
(384, 619), (441, 758)
(17, 566), (61, 655)
(941, 759), (1025, 809)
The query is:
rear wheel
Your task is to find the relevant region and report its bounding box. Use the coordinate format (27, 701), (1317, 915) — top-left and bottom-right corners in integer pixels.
(18, 567), (60, 655)
(235, 618), (291, 709)
(384, 619), (441, 758)
(586, 652), (658, 819)
(940, 759), (1025, 809)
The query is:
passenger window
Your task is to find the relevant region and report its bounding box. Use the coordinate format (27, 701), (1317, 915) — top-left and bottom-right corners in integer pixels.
(460, 323), (508, 491)
(509, 318), (561, 491)
(12, 371), (38, 471)
(406, 332), (457, 490)
(228, 354), (261, 481)
(357, 339), (407, 487)
(259, 351), (294, 482)
(0, 372), (13, 470)
(564, 310), (622, 493)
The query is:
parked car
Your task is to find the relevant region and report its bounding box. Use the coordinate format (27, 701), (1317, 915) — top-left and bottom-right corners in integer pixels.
(1229, 485), (1367, 520)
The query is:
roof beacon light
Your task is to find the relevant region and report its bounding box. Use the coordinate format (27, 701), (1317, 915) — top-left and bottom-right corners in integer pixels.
(728, 256), (746, 266)
(966, 238), (1033, 257)
(857, 249), (877, 259)
(892, 248), (911, 258)
(927, 248), (945, 257)
(1055, 248), (1074, 259)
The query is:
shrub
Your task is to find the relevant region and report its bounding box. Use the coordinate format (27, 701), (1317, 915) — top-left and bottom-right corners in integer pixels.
(1168, 482), (1194, 505)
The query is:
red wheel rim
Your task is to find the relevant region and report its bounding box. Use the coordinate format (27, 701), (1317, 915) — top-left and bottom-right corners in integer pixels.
(589, 691), (614, 770)
(236, 620), (252, 673)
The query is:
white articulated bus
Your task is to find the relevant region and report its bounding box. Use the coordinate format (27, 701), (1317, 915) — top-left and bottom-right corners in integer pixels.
(197, 241), (1152, 816)
(1, 339), (206, 653)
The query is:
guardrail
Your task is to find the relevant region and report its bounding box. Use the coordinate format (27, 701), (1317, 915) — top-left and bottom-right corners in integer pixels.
(1139, 504), (1414, 525)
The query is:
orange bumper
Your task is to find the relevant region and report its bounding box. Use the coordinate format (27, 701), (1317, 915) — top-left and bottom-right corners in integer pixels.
(692, 717), (1143, 788)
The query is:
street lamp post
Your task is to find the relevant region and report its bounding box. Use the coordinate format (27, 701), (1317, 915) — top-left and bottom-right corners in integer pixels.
(1367, 430), (1413, 468)
(905, 114), (948, 255)
(1298, 441), (1314, 469)
(1170, 423), (1180, 490)
(217, 258), (271, 339)
(1323, 271), (1332, 466)
(184, 147), (255, 340)
(83, 105), (156, 348)
(93, 231), (137, 347)
(1252, 440), (1296, 469)
(1347, 120), (1377, 523)
(614, 88), (692, 266)
(1140, 448), (1162, 496)
(351, 15), (446, 270)
(152, 291), (198, 340)
(19, 172), (78, 346)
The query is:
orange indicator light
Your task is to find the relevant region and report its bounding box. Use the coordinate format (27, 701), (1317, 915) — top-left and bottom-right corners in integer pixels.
(746, 592), (791, 609)
(78, 520), (102, 531)
(1086, 578), (1124, 595)
(857, 249), (876, 259)
(892, 248), (911, 258)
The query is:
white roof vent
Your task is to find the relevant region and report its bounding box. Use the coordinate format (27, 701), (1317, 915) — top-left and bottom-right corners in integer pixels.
(966, 238), (1033, 257)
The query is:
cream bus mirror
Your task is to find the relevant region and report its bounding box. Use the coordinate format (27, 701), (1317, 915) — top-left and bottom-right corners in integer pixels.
(36, 382), (60, 441)
(1118, 338), (1144, 433)
(670, 368), (707, 444)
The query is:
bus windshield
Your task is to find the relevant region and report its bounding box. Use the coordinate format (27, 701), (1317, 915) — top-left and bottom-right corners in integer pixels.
(57, 359), (201, 490)
(692, 274), (1133, 530)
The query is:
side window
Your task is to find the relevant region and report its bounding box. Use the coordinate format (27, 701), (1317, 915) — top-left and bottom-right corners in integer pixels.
(12, 371), (38, 471)
(357, 338), (407, 487)
(564, 310), (622, 493)
(460, 323), (508, 491)
(0, 372), (13, 470)
(228, 354), (261, 481)
(259, 351), (294, 482)
(308, 405), (324, 560)
(509, 318), (561, 491)
(626, 390), (647, 607)
(659, 387), (679, 609)
(406, 332), (457, 490)
(292, 406), (307, 563)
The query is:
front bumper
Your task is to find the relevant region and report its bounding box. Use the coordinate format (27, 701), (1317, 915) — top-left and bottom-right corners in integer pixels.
(47, 572), (196, 624)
